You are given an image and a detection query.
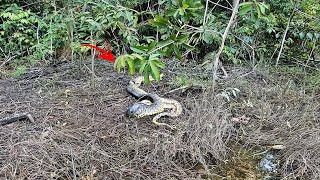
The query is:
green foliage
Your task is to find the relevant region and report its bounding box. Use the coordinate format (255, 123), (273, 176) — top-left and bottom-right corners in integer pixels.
(114, 51), (165, 84)
(112, 0), (203, 82)
(166, 0), (203, 22)
(11, 65), (27, 77)
(239, 1), (270, 17)
(75, 1), (140, 46)
(0, 0), (319, 81)
(0, 4), (39, 56)
(216, 87), (240, 102)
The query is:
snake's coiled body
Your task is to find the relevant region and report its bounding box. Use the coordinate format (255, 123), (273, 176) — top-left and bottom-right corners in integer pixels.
(126, 75), (182, 129)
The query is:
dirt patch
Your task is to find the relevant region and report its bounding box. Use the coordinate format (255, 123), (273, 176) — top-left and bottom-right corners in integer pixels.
(0, 61), (319, 179)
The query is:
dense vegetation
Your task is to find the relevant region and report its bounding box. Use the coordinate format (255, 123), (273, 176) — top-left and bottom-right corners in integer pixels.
(1, 1), (320, 179)
(1, 0), (319, 80)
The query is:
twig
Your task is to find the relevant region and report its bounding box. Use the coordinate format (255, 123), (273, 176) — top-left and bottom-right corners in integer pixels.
(0, 46), (5, 55)
(84, 64), (98, 78)
(208, 0), (232, 11)
(205, 0), (224, 25)
(0, 112), (34, 126)
(276, 5), (296, 66)
(183, 24), (222, 35)
(212, 0), (240, 82)
(21, 1), (42, 8)
(164, 85), (190, 95)
(0, 55), (17, 68)
(203, 0), (209, 26)
(70, 148), (77, 180)
(147, 41), (174, 55)
(305, 42), (316, 69)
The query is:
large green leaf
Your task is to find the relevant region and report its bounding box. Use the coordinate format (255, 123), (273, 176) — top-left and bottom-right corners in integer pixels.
(130, 45), (147, 53)
(203, 31), (214, 44)
(114, 56), (125, 72)
(173, 45), (182, 60)
(239, 2), (253, 8)
(157, 39), (175, 48)
(131, 53), (144, 61)
(173, 34), (189, 43)
(149, 61), (161, 81)
(127, 57), (135, 75)
(152, 60), (165, 69)
(239, 5), (253, 16)
(139, 62), (148, 74)
(148, 15), (169, 27)
(149, 53), (161, 60)
(143, 67), (151, 84)
(181, 43), (194, 51)
(147, 41), (157, 52)
(257, 3), (266, 15)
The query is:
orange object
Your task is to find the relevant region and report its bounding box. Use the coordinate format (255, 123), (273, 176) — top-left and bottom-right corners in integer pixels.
(81, 39), (115, 62)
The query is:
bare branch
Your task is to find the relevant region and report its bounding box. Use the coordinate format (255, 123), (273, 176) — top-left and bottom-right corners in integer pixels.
(212, 0), (240, 82)
(208, 0), (233, 11)
(0, 55), (17, 68)
(0, 112), (34, 126)
(276, 6), (296, 66)
(203, 0), (209, 25)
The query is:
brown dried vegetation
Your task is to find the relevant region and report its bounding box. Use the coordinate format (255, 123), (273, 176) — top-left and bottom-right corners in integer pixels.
(0, 61), (319, 179)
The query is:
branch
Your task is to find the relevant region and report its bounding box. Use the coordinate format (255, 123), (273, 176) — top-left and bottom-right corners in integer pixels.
(208, 0), (232, 11)
(212, 0), (240, 81)
(0, 112), (34, 126)
(0, 55), (17, 68)
(275, 5), (296, 66)
(203, 0), (209, 26)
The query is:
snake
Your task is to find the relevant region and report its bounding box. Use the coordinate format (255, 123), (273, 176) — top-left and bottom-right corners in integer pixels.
(126, 75), (182, 129)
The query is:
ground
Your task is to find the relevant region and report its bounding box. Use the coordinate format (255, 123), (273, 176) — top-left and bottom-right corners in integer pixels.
(0, 60), (319, 179)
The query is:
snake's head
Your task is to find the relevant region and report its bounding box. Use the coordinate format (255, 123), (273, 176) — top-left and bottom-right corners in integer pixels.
(126, 102), (146, 118)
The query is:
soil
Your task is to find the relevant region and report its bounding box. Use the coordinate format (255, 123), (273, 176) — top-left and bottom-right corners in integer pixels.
(0, 61), (319, 179)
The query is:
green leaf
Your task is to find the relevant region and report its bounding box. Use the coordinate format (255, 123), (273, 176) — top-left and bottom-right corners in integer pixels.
(150, 61), (160, 81)
(257, 3), (266, 15)
(181, 43), (194, 51)
(147, 41), (157, 52)
(239, 2), (253, 8)
(314, 33), (320, 39)
(173, 45), (182, 60)
(131, 53), (144, 61)
(120, 56), (126, 67)
(127, 57), (135, 75)
(239, 5), (252, 16)
(157, 39), (175, 48)
(152, 60), (165, 68)
(143, 68), (151, 84)
(174, 34), (189, 43)
(203, 31), (214, 44)
(182, 4), (189, 10)
(139, 62), (148, 74)
(130, 45), (147, 53)
(149, 53), (161, 60)
(148, 15), (169, 27)
(114, 56), (123, 72)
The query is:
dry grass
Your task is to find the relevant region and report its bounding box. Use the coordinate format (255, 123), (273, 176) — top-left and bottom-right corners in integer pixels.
(0, 61), (319, 179)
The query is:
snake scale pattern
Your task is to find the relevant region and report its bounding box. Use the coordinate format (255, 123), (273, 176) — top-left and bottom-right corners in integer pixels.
(126, 75), (182, 129)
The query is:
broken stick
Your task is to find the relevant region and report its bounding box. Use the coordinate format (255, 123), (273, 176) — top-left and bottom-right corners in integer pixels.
(0, 113), (34, 126)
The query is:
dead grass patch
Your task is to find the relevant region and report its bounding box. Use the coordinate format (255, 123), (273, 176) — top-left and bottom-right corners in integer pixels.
(0, 61), (319, 179)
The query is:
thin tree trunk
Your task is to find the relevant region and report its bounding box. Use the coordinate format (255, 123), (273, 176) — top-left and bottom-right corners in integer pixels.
(275, 6), (296, 66)
(212, 0), (240, 82)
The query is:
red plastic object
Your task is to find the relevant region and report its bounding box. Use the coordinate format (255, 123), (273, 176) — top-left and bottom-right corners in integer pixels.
(81, 39), (115, 62)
